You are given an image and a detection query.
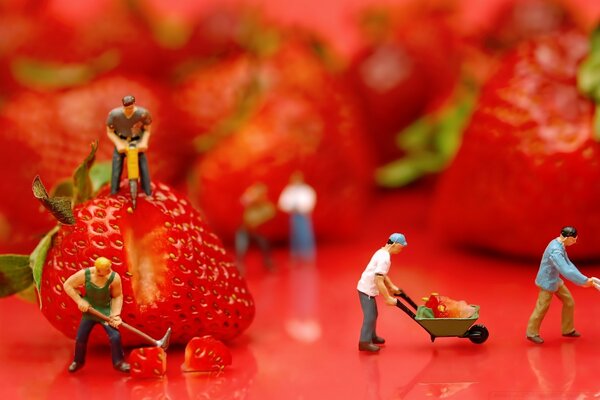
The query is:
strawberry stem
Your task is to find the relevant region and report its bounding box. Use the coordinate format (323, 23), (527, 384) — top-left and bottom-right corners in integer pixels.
(577, 25), (600, 140)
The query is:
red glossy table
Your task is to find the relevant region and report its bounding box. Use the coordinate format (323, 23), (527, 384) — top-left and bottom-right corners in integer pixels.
(2, 185), (600, 399)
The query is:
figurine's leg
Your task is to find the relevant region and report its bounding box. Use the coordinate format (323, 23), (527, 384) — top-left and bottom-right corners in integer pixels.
(138, 152), (152, 196)
(71, 319), (96, 370)
(526, 289), (553, 337)
(358, 291), (378, 345)
(100, 323), (126, 368)
(555, 284), (576, 335)
(111, 148), (125, 195)
(253, 233), (274, 270)
(290, 213), (315, 263)
(235, 229), (249, 273)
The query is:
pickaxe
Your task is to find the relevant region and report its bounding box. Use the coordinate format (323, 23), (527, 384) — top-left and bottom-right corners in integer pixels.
(86, 307), (172, 351)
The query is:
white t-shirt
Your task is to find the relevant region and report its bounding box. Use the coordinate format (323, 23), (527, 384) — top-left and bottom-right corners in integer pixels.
(357, 249), (391, 297)
(278, 183), (316, 214)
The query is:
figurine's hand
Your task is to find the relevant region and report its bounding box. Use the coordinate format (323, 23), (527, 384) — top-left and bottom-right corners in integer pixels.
(116, 142), (128, 153)
(137, 144), (148, 152)
(77, 300), (90, 312)
(109, 315), (122, 328)
(390, 286), (401, 295)
(385, 296), (397, 306)
(590, 277), (600, 290)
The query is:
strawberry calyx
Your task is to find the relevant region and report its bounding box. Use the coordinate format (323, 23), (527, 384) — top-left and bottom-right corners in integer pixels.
(577, 25), (600, 140)
(375, 88), (475, 187)
(0, 140), (112, 302)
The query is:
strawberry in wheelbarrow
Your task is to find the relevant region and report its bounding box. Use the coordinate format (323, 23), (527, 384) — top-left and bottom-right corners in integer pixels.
(395, 291), (489, 344)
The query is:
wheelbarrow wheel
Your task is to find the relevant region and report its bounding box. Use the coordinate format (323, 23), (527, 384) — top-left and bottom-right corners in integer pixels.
(467, 324), (489, 344)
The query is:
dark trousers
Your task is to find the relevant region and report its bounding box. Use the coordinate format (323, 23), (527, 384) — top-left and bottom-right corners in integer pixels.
(235, 228), (274, 271)
(358, 290), (379, 343)
(73, 318), (125, 366)
(110, 148), (152, 196)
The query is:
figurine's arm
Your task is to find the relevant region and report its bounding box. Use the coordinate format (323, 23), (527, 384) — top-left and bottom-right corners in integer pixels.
(550, 252), (591, 286)
(63, 270), (90, 312)
(375, 274), (396, 305)
(384, 275), (400, 295)
(137, 123), (152, 152)
(107, 127), (128, 154)
(109, 273), (124, 328)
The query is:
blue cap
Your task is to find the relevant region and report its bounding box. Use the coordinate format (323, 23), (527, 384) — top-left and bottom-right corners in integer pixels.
(389, 233), (407, 246)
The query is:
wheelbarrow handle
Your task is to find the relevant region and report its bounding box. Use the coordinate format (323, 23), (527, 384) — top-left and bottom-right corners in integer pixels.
(394, 290), (419, 311)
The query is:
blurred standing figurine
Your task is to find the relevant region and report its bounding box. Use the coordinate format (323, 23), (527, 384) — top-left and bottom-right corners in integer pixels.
(357, 233), (406, 353)
(526, 226), (597, 344)
(278, 172), (317, 263)
(62, 257), (130, 373)
(235, 183), (276, 273)
(106, 95), (153, 204)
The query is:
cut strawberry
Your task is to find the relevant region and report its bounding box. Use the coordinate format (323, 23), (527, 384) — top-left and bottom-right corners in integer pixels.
(183, 336), (232, 373)
(130, 347), (167, 379)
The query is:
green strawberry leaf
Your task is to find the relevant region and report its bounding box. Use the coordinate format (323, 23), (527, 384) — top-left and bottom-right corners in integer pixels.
(50, 179), (74, 198)
(0, 255), (33, 297)
(577, 25), (600, 140)
(32, 176), (75, 225)
(73, 140), (98, 205)
(376, 94), (474, 187)
(30, 226), (59, 301)
(89, 161), (113, 193)
(15, 284), (38, 303)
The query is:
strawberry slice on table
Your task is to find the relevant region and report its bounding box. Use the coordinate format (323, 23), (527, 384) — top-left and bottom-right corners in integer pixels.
(183, 335), (232, 373)
(432, 27), (600, 260)
(0, 142), (255, 345)
(130, 347), (167, 379)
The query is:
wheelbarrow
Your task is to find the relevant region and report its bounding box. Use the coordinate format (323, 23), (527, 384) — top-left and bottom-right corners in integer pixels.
(394, 291), (489, 344)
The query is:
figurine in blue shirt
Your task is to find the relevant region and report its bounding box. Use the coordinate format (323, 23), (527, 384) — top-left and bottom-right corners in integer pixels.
(526, 226), (596, 344)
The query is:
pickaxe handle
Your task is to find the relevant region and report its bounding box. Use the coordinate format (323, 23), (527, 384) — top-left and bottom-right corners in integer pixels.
(86, 307), (163, 348)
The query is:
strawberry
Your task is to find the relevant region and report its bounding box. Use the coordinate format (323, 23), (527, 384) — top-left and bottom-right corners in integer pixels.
(130, 347), (167, 378)
(0, 74), (185, 254)
(0, 144), (255, 345)
(431, 28), (600, 260)
(179, 30), (373, 241)
(346, 3), (462, 164)
(182, 335), (232, 372)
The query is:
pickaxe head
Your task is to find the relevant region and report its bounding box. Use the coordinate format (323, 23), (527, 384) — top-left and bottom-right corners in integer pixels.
(157, 327), (172, 351)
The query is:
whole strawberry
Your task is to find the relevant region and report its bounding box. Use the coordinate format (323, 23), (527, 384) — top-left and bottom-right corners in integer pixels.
(431, 29), (600, 260)
(0, 145), (255, 345)
(177, 27), (373, 242)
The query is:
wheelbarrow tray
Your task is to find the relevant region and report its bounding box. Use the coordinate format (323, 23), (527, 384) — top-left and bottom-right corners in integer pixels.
(415, 305), (480, 337)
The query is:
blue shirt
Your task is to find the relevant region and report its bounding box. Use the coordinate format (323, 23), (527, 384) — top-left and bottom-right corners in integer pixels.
(535, 238), (588, 291)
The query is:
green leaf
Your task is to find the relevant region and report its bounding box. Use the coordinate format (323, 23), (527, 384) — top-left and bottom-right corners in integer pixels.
(15, 284), (38, 303)
(50, 179), (74, 198)
(73, 141), (98, 204)
(32, 176), (75, 225)
(89, 162), (113, 193)
(30, 226), (59, 299)
(577, 25), (600, 140)
(0, 255), (33, 297)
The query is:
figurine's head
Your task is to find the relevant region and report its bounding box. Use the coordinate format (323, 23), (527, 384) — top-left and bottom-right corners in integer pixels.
(94, 257), (113, 276)
(122, 95), (136, 107)
(387, 233), (407, 253)
(560, 226), (578, 246)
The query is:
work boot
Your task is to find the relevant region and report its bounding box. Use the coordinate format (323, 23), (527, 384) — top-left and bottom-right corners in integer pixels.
(526, 335), (544, 344)
(562, 330), (581, 338)
(68, 362), (84, 373)
(372, 336), (385, 345)
(114, 362), (131, 373)
(358, 342), (380, 352)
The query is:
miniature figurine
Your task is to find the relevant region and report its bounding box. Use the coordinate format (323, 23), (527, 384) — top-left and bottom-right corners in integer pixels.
(277, 171), (317, 263)
(62, 257), (130, 373)
(357, 233), (406, 352)
(235, 183), (276, 273)
(526, 226), (598, 344)
(106, 95), (152, 207)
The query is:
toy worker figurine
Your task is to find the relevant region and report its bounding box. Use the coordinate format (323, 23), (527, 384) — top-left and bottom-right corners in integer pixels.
(106, 95), (152, 197)
(277, 171), (317, 263)
(526, 226), (597, 344)
(63, 257), (130, 373)
(357, 233), (406, 353)
(235, 183), (276, 274)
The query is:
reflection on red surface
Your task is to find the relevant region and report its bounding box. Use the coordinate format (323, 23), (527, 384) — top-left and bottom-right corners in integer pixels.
(2, 186), (600, 399)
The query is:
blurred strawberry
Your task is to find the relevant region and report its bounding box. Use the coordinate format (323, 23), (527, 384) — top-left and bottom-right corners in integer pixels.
(346, 2), (462, 164)
(174, 26), (373, 242)
(0, 74), (181, 254)
(431, 28), (600, 260)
